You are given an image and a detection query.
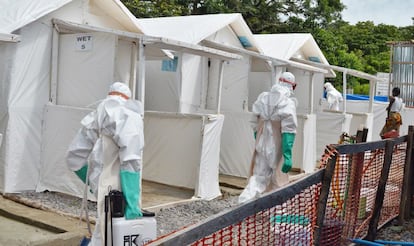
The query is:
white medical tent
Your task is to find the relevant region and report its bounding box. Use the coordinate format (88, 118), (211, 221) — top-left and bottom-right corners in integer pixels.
(136, 14), (302, 183)
(251, 33), (335, 173)
(136, 13), (271, 114)
(0, 0), (240, 201)
(137, 13), (272, 200)
(0, 0), (143, 194)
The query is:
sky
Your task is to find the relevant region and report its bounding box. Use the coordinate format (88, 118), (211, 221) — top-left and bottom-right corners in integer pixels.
(341, 0), (414, 27)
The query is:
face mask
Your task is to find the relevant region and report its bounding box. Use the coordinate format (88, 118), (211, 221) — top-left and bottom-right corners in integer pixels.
(272, 83), (292, 97)
(279, 82), (293, 96)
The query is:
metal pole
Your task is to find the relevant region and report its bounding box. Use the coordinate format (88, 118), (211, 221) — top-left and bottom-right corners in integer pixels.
(137, 39), (146, 106)
(342, 71), (347, 113)
(309, 72), (314, 114)
(216, 60), (225, 114)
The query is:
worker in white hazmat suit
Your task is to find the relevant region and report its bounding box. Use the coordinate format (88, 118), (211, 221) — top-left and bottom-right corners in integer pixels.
(66, 82), (144, 246)
(239, 72), (298, 203)
(324, 82), (343, 111)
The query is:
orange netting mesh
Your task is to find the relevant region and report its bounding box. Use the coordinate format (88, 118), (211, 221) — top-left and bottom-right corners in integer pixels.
(191, 184), (321, 246)
(378, 142), (405, 227)
(319, 142), (406, 245)
(147, 140), (408, 246)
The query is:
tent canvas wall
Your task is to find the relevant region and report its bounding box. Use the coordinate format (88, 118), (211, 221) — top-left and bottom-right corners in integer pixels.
(245, 33), (332, 174)
(0, 0), (240, 201)
(294, 58), (383, 145)
(136, 13), (271, 189)
(0, 0), (146, 194)
(137, 13), (261, 114)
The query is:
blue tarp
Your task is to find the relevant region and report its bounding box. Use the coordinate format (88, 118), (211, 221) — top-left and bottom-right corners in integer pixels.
(323, 92), (388, 102)
(346, 94), (388, 102)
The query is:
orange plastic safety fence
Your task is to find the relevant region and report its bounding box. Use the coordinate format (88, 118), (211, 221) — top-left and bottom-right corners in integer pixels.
(191, 184), (321, 246)
(319, 142), (406, 245)
(146, 141), (408, 246)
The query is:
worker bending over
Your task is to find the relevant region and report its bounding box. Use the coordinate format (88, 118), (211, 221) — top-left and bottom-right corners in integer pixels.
(66, 82), (144, 245)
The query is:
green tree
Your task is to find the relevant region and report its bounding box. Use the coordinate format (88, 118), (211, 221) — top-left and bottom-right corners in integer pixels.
(314, 20), (407, 94)
(123, 0), (345, 34)
(399, 25), (414, 40)
(121, 0), (192, 17)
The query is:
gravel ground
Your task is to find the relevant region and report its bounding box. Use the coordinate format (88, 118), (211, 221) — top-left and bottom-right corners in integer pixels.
(5, 191), (414, 244)
(6, 191), (239, 237)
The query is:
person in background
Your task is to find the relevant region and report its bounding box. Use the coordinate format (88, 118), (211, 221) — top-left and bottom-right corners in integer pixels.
(239, 72), (298, 203)
(380, 87), (404, 139)
(66, 82), (145, 246)
(324, 82), (343, 111)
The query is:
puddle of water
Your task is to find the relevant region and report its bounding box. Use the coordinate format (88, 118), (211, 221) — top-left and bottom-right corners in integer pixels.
(0, 215), (58, 245)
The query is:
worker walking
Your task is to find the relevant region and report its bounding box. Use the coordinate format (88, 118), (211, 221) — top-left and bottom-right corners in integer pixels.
(324, 82), (343, 111)
(66, 82), (144, 246)
(239, 72), (298, 203)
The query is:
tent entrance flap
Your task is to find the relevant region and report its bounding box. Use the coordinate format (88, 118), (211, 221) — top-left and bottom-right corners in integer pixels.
(55, 32), (136, 107)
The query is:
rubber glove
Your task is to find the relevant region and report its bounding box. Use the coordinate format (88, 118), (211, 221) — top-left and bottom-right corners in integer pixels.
(74, 164), (88, 183)
(281, 132), (296, 173)
(120, 170), (143, 219)
(250, 114), (258, 139)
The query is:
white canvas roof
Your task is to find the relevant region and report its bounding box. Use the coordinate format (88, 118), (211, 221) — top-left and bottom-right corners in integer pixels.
(136, 14), (292, 72)
(53, 18), (241, 61)
(136, 13), (261, 52)
(0, 0), (143, 34)
(254, 33), (335, 77)
(0, 0), (72, 33)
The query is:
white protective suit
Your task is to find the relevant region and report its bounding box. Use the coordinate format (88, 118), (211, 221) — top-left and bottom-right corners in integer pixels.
(66, 82), (144, 246)
(239, 75), (298, 203)
(324, 82), (343, 111)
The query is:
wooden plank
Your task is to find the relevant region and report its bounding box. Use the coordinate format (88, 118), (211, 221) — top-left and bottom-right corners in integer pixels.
(355, 127), (368, 143)
(366, 140), (395, 240)
(343, 149), (364, 239)
(334, 135), (407, 155)
(313, 155), (336, 245)
(146, 170), (324, 246)
(335, 141), (386, 154)
(361, 128), (369, 142)
(400, 125), (414, 221)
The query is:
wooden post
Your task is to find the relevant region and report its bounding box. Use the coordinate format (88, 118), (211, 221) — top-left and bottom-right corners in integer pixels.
(400, 125), (414, 222)
(342, 147), (364, 239)
(409, 129), (414, 216)
(355, 130), (362, 143)
(362, 128), (369, 142)
(355, 128), (369, 143)
(366, 139), (395, 240)
(313, 153), (337, 245)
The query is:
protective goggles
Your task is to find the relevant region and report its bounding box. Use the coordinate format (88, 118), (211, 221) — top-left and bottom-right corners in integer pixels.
(279, 78), (297, 90)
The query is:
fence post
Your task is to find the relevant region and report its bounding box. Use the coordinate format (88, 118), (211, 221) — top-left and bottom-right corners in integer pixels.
(313, 151), (337, 245)
(355, 128), (369, 143)
(366, 139), (395, 241)
(400, 125), (414, 222)
(342, 146), (365, 239)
